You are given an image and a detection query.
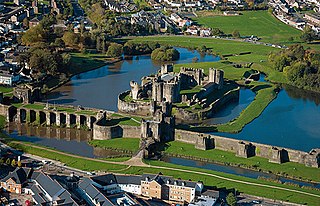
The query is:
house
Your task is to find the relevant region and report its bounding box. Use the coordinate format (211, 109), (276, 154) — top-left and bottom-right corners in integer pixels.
(186, 26), (199, 35)
(305, 13), (320, 26)
(223, 11), (239, 16)
(29, 16), (42, 27)
(115, 175), (141, 195)
(140, 174), (203, 203)
(0, 167), (32, 194)
(77, 177), (114, 206)
(29, 172), (79, 206)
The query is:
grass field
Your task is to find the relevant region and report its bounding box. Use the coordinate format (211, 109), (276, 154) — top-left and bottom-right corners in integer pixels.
(194, 11), (302, 44)
(162, 141), (320, 183)
(7, 141), (320, 206)
(89, 138), (140, 153)
(69, 52), (109, 75)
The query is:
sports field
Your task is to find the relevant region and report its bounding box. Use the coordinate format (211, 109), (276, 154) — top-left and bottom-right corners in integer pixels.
(194, 11), (302, 44)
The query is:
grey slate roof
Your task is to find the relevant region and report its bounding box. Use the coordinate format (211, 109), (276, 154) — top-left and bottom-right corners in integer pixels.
(141, 174), (198, 188)
(0, 167), (32, 184)
(31, 173), (79, 206)
(78, 178), (114, 206)
(115, 175), (141, 185)
(91, 174), (117, 187)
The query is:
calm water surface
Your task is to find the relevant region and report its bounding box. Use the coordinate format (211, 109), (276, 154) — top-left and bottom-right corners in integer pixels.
(45, 48), (220, 111)
(163, 157), (320, 188)
(214, 85), (320, 152)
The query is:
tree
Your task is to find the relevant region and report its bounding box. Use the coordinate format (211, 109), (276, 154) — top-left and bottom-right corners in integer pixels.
(21, 25), (45, 46)
(226, 193), (237, 206)
(62, 32), (80, 48)
(5, 158), (10, 165)
(17, 160), (22, 167)
(300, 26), (317, 43)
(11, 159), (16, 167)
(23, 18), (29, 29)
(106, 43), (123, 57)
(232, 30), (241, 38)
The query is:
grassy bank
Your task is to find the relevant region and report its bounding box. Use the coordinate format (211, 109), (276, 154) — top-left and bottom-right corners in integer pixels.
(8, 142), (127, 172)
(162, 141), (320, 183)
(216, 82), (277, 132)
(194, 11), (301, 44)
(130, 36), (278, 57)
(89, 138), (140, 153)
(6, 141), (320, 206)
(143, 160), (320, 206)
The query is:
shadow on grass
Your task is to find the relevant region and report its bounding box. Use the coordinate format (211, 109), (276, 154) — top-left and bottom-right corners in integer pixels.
(251, 84), (271, 92)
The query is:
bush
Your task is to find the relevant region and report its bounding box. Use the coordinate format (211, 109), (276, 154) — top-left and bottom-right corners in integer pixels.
(106, 43), (123, 57)
(151, 47), (180, 61)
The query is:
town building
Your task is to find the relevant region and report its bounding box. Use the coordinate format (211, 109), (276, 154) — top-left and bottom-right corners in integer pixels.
(0, 167), (32, 194)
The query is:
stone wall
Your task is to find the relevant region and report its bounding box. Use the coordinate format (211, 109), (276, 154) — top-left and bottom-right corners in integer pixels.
(175, 129), (320, 167)
(118, 91), (152, 116)
(174, 88), (240, 123)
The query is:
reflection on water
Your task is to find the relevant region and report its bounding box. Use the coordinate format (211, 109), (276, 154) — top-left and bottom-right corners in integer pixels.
(163, 156), (320, 188)
(6, 123), (126, 158)
(204, 88), (255, 125)
(45, 48), (220, 111)
(214, 86), (320, 152)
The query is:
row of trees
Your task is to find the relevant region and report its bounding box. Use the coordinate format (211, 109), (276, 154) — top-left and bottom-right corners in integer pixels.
(0, 158), (22, 167)
(269, 44), (320, 92)
(151, 46), (180, 61)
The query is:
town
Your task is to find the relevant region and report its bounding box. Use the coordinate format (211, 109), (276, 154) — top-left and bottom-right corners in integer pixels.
(0, 0), (320, 205)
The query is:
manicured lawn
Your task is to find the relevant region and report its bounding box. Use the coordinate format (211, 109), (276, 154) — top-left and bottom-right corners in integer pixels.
(110, 113), (142, 126)
(162, 141), (320, 183)
(23, 104), (46, 110)
(89, 138), (140, 153)
(194, 11), (302, 44)
(7, 140), (320, 205)
(216, 82), (277, 132)
(69, 52), (109, 75)
(0, 86), (13, 94)
(139, 161), (320, 206)
(130, 36), (279, 56)
(8, 142), (127, 172)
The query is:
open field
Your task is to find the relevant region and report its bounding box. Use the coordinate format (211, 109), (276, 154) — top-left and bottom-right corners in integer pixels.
(69, 52), (109, 75)
(89, 138), (140, 153)
(194, 11), (302, 44)
(130, 36), (279, 56)
(6, 141), (320, 206)
(162, 141), (320, 183)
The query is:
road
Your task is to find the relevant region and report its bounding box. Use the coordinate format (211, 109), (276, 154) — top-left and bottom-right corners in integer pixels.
(10, 141), (320, 200)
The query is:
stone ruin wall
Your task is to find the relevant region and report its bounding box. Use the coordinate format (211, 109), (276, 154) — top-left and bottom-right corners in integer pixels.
(174, 88), (240, 122)
(175, 129), (319, 167)
(118, 91), (152, 116)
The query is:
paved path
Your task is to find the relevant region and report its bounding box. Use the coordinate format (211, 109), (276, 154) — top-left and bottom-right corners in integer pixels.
(12, 141), (320, 199)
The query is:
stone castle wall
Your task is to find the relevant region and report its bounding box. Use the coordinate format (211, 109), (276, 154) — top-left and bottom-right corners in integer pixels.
(175, 129), (319, 167)
(118, 91), (152, 116)
(174, 88), (240, 122)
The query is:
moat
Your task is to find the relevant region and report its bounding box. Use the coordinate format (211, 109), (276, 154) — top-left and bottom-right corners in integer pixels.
(41, 47), (320, 152)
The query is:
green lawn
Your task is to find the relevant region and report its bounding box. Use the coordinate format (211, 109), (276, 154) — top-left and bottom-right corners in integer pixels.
(216, 82), (277, 132)
(194, 11), (302, 44)
(110, 113), (142, 126)
(0, 86), (13, 94)
(130, 36), (279, 56)
(9, 142), (127, 172)
(69, 52), (109, 75)
(89, 138), (140, 153)
(162, 141), (320, 183)
(7, 140), (320, 205)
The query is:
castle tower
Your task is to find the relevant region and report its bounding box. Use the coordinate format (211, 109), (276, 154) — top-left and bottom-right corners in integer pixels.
(152, 78), (163, 102)
(130, 81), (139, 100)
(209, 68), (216, 83)
(216, 69), (224, 89)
